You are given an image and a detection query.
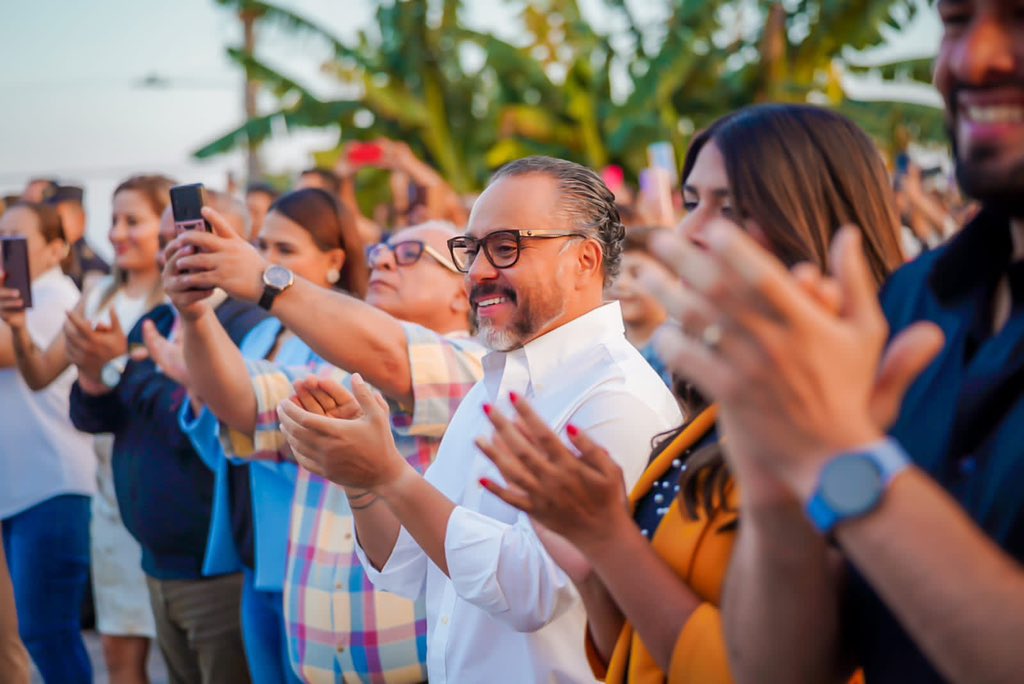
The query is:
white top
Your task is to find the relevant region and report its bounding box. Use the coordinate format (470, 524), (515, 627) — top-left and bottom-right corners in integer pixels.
(0, 268), (97, 518)
(83, 276), (155, 331)
(356, 301), (682, 683)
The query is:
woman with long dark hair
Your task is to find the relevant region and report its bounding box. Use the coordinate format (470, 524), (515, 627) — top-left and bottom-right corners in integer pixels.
(476, 104), (904, 683)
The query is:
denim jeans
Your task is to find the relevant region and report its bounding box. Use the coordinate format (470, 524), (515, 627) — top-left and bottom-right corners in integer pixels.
(241, 567), (302, 684)
(2, 494), (92, 683)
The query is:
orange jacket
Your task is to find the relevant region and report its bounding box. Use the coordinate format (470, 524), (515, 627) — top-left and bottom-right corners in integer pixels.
(586, 406), (737, 684)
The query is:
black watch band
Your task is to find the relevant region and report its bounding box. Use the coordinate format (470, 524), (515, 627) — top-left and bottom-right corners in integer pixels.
(258, 285), (280, 311)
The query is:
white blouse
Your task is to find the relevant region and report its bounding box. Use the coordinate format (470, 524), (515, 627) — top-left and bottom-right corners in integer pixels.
(0, 268), (96, 518)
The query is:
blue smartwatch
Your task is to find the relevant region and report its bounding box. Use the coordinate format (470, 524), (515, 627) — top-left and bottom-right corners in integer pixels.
(806, 439), (910, 535)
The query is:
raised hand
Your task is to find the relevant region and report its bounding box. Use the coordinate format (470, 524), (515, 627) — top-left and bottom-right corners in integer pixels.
(650, 221), (944, 500)
(277, 373), (406, 490)
(0, 272), (27, 329)
(64, 308), (128, 381)
(475, 396), (631, 555)
(163, 206), (268, 304)
(142, 320), (190, 388)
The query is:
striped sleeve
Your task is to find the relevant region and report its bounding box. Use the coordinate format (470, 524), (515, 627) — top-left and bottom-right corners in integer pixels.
(391, 324), (485, 439)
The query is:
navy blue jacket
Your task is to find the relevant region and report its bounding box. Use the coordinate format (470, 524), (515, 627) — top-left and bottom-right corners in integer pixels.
(847, 208), (1024, 683)
(70, 299), (267, 580)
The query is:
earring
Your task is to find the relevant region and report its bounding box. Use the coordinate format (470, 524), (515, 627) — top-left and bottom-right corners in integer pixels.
(326, 268), (340, 284)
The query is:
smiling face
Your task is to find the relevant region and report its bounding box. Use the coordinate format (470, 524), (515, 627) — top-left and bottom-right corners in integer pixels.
(935, 0), (1024, 207)
(464, 173), (594, 351)
(109, 189), (162, 273)
(257, 210), (344, 289)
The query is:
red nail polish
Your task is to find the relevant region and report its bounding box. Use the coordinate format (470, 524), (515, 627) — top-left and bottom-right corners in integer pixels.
(482, 403), (493, 416)
(479, 477), (494, 489)
(566, 424), (579, 437)
(509, 391), (519, 404)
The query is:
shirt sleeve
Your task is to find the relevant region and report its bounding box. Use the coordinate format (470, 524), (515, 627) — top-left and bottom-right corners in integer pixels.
(218, 360), (349, 462)
(179, 401), (222, 472)
(353, 523), (430, 601)
(392, 324), (484, 439)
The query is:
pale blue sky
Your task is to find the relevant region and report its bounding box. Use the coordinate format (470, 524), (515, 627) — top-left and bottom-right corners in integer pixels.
(0, 0), (942, 256)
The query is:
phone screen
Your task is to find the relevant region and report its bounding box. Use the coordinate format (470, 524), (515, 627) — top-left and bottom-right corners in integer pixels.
(348, 143), (384, 166)
(170, 183), (211, 233)
(0, 236), (33, 309)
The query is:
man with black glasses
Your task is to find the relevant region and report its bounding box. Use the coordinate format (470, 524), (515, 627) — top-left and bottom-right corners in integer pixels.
(277, 157), (681, 682)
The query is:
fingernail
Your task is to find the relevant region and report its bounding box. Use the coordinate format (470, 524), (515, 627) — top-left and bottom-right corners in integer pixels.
(566, 424), (579, 437)
(509, 391), (519, 404)
(482, 403), (492, 416)
(479, 478), (495, 489)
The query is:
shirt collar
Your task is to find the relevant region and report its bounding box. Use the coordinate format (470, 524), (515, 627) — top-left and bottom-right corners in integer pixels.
(929, 207), (1013, 306)
(481, 300), (625, 397)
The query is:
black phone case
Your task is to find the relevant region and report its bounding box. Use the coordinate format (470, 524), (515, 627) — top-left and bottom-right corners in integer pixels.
(1, 236), (32, 309)
(170, 183), (211, 232)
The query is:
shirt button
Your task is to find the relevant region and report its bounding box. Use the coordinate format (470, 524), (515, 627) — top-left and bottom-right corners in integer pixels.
(335, 582), (343, 589)
(337, 644), (345, 653)
(440, 616), (449, 625)
(344, 532), (352, 540)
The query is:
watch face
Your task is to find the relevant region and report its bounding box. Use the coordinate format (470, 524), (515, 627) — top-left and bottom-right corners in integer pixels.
(821, 455), (884, 516)
(101, 363), (122, 389)
(264, 265), (293, 289)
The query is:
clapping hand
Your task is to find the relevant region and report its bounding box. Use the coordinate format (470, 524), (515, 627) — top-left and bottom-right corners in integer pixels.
(646, 221), (944, 500)
(476, 396), (631, 557)
(278, 374), (408, 491)
(64, 308), (128, 383)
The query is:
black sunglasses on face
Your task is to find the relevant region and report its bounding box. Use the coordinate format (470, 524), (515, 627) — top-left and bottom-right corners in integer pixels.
(365, 239), (461, 274)
(446, 229), (587, 273)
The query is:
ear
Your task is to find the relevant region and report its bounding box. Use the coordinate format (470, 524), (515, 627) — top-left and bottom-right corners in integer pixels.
(575, 239), (604, 289)
(327, 248), (346, 276)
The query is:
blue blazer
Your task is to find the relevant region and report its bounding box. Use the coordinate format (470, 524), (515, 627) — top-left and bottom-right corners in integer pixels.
(180, 317), (324, 591)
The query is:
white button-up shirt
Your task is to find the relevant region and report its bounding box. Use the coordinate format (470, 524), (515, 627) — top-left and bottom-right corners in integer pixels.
(355, 302), (682, 682)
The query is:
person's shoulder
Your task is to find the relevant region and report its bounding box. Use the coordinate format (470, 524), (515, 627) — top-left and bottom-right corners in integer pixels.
(879, 246), (949, 330)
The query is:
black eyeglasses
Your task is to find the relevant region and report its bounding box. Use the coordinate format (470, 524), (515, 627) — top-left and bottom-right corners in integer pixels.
(446, 229), (586, 273)
(365, 239), (461, 274)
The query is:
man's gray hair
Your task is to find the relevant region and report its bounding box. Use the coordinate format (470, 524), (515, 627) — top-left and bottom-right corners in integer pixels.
(490, 156), (625, 284)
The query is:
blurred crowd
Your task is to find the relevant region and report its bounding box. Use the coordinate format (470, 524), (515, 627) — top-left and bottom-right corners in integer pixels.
(1, 5), (1022, 684)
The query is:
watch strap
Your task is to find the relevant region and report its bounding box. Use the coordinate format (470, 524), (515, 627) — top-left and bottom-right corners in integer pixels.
(258, 285), (279, 311)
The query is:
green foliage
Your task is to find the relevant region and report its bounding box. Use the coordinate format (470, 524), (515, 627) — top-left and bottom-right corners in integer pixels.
(198, 0), (945, 189)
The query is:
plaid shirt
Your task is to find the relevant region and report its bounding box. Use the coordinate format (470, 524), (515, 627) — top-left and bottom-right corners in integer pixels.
(222, 323), (484, 683)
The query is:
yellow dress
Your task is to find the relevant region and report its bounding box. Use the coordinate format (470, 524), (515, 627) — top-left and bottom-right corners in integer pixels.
(586, 406), (737, 684)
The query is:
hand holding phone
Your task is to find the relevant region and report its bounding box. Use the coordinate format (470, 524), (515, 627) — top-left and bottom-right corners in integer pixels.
(346, 142), (384, 167)
(0, 236), (32, 311)
(170, 183), (211, 234)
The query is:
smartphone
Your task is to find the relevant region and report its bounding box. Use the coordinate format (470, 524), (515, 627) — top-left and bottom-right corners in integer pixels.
(647, 141), (678, 184)
(407, 183), (428, 212)
(170, 183), (211, 233)
(347, 142), (384, 166)
(0, 236), (32, 309)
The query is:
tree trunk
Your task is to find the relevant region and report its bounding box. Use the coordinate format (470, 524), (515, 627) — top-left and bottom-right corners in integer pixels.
(242, 9), (263, 182)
